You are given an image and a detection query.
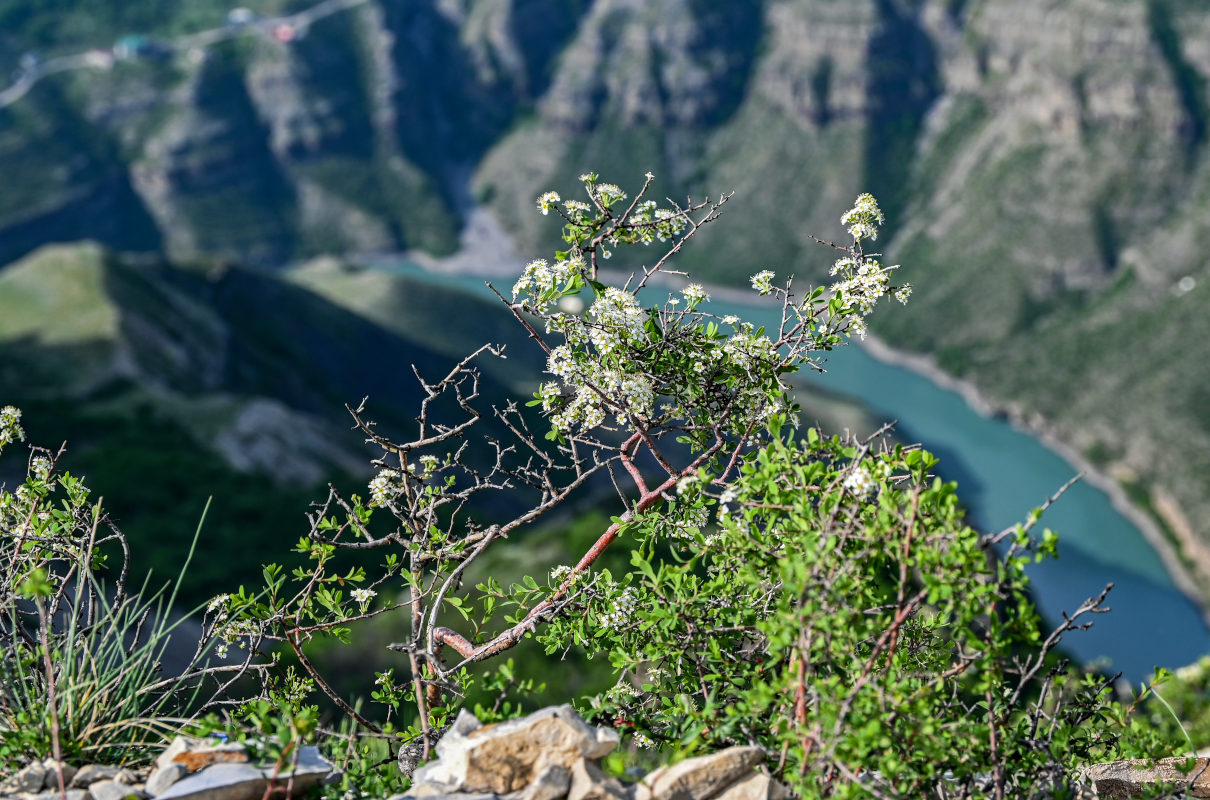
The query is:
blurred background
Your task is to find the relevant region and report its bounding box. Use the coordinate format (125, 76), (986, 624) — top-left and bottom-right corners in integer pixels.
(1, 0), (1209, 686)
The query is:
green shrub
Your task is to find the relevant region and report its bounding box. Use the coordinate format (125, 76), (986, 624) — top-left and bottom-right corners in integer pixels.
(223, 173), (1179, 796)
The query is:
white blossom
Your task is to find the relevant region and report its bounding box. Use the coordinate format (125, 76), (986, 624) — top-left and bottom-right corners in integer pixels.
(537, 191), (560, 215)
(351, 588), (376, 604)
(682, 284), (708, 306)
(368, 469), (404, 508)
(600, 587), (639, 630)
(750, 270), (775, 296)
(841, 193), (885, 241)
(0, 406), (24, 448)
(844, 465), (876, 499)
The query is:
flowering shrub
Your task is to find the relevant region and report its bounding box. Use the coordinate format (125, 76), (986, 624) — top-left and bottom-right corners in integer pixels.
(226, 173), (1167, 795)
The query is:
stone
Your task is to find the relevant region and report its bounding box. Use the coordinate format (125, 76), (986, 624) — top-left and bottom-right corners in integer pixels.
(387, 794), (498, 800)
(259, 745), (333, 792)
(502, 764), (571, 800)
(12, 763), (49, 794)
(153, 763), (267, 800)
(402, 782), (463, 798)
(145, 764), (189, 797)
(567, 759), (627, 800)
(711, 774), (789, 800)
(411, 705), (620, 794)
(1087, 757), (1210, 798)
(72, 766), (135, 788)
(156, 739), (249, 773)
(639, 747), (764, 800)
(41, 759), (78, 789)
(88, 780), (148, 800)
(28, 790), (90, 800)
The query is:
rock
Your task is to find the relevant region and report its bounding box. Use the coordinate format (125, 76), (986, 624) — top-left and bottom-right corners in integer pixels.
(389, 794), (498, 800)
(259, 745), (333, 792)
(152, 763), (267, 800)
(13, 762), (49, 793)
(711, 774), (789, 800)
(145, 764), (189, 796)
(639, 747), (764, 800)
(88, 780), (148, 800)
(41, 759), (78, 789)
(72, 766), (136, 788)
(503, 764), (571, 800)
(28, 790), (90, 800)
(156, 739), (249, 773)
(1087, 757), (1210, 798)
(411, 706), (619, 794)
(566, 759), (626, 800)
(401, 781), (463, 798)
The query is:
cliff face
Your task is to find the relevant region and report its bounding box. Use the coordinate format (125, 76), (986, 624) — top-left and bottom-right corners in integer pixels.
(0, 0), (589, 265)
(2, 0), (1210, 574)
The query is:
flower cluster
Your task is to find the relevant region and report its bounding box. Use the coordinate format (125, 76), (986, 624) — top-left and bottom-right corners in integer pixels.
(750, 270), (775, 296)
(842, 459), (893, 500)
(833, 259), (891, 316)
(663, 503), (710, 540)
(600, 587), (639, 630)
(30, 456), (51, 482)
(0, 406), (24, 449)
(512, 256), (585, 306)
(368, 468), (406, 508)
(537, 191), (560, 215)
(351, 587), (376, 605)
(841, 193), (885, 241)
(593, 183), (627, 207)
(843, 465), (876, 499)
(825, 196), (911, 338)
(682, 284), (708, 307)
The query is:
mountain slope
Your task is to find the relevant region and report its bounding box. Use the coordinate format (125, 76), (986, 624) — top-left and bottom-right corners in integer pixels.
(0, 243), (536, 597)
(2, 0), (1210, 588)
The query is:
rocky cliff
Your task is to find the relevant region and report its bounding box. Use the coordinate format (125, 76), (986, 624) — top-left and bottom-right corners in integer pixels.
(2, 0), (1210, 588)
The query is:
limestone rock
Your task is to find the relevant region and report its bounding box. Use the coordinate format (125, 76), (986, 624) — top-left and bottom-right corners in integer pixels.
(711, 774), (789, 800)
(152, 763), (267, 800)
(1087, 757), (1210, 798)
(41, 759), (78, 789)
(155, 739), (249, 773)
(639, 747), (764, 800)
(12, 762), (49, 793)
(72, 766), (136, 788)
(28, 789), (90, 800)
(259, 745), (333, 792)
(503, 764), (570, 800)
(145, 764), (188, 796)
(566, 759), (626, 800)
(88, 779), (148, 800)
(411, 706), (619, 794)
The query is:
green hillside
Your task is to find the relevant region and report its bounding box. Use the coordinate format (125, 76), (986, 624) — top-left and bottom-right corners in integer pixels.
(0, 243), (540, 599)
(2, 0), (1210, 595)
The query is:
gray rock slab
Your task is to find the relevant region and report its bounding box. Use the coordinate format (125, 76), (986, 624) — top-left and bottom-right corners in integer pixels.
(13, 763), (49, 794)
(261, 745), (332, 792)
(28, 789), (90, 800)
(41, 760), (77, 789)
(88, 779), (148, 800)
(146, 764), (189, 797)
(72, 766), (134, 789)
(153, 764), (267, 800)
